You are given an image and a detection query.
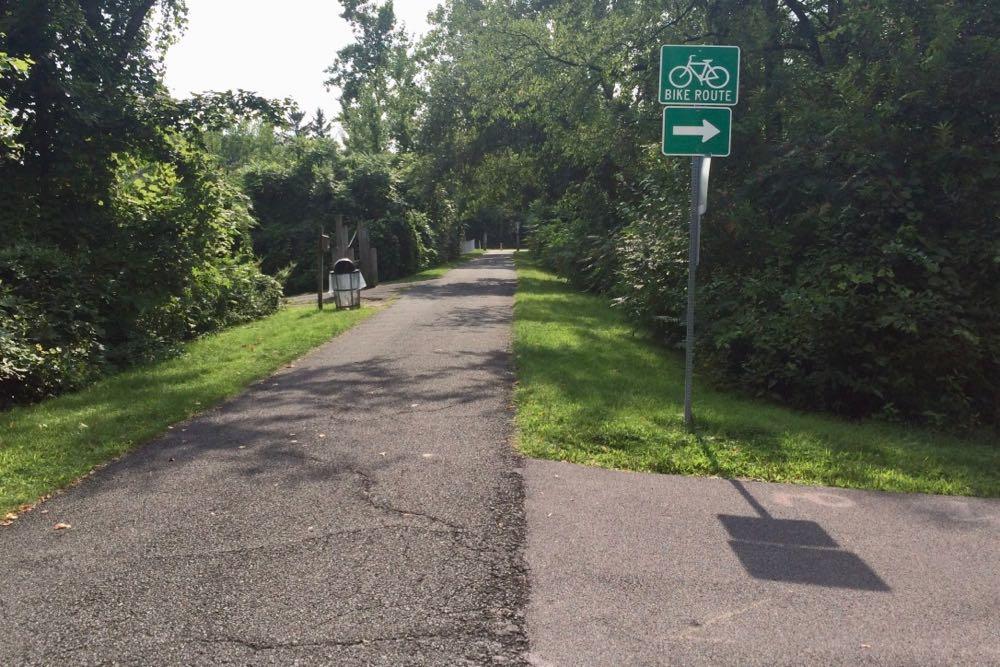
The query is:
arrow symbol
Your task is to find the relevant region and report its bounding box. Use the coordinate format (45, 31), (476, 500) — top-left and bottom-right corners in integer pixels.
(673, 119), (720, 142)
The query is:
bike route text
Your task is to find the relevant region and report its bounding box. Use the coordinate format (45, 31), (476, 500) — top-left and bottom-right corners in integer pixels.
(661, 89), (735, 103)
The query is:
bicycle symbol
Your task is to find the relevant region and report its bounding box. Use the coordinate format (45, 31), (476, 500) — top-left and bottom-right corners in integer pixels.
(668, 55), (731, 89)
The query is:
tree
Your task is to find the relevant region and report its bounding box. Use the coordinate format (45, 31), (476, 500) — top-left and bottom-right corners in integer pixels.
(325, 0), (420, 152)
(288, 108), (308, 136)
(309, 108), (331, 138)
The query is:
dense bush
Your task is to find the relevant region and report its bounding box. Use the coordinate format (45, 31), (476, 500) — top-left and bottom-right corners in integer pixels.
(698, 1), (1000, 426)
(0, 281), (101, 405)
(229, 131), (460, 290)
(0, 140), (283, 408)
(0, 2), (283, 408)
(240, 142), (341, 294)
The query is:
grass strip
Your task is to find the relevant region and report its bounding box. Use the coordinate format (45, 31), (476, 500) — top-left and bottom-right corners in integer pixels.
(513, 258), (999, 497)
(386, 249), (486, 284)
(0, 305), (373, 514)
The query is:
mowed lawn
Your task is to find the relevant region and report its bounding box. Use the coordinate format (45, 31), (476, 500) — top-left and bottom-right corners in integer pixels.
(513, 259), (999, 497)
(0, 306), (373, 516)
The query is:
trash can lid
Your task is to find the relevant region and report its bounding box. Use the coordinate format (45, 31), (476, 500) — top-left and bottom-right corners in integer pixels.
(334, 257), (357, 274)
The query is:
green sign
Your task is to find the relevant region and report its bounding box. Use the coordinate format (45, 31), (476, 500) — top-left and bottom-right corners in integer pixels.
(659, 45), (740, 106)
(662, 107), (731, 157)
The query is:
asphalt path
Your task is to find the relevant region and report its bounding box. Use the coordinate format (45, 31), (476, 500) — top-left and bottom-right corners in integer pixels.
(1, 252), (527, 665)
(524, 460), (1000, 666)
(5, 249), (999, 666)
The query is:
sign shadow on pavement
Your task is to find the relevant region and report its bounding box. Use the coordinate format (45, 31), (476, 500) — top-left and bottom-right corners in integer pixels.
(720, 480), (890, 592)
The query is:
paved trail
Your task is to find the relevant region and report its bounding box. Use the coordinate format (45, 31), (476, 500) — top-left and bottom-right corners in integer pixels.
(4, 250), (999, 666)
(1, 252), (526, 665)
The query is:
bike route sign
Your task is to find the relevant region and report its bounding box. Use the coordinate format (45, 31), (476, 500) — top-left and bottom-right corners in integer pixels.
(662, 106), (732, 157)
(659, 45), (740, 106)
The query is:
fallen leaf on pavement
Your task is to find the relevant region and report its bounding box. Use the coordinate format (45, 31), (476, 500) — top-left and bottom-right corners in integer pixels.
(53, 523), (71, 530)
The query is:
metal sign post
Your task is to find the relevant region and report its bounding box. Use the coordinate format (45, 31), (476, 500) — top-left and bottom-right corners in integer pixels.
(659, 43), (738, 431)
(699, 158), (711, 216)
(684, 156), (702, 428)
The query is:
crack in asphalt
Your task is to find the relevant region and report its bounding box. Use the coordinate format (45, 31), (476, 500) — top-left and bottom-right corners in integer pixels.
(352, 469), (469, 535)
(144, 522), (457, 561)
(181, 627), (488, 652)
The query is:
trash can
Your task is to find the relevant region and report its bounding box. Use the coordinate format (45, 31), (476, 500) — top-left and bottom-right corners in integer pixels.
(331, 258), (364, 309)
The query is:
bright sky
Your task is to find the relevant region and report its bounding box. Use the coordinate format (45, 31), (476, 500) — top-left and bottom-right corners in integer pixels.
(164, 0), (441, 125)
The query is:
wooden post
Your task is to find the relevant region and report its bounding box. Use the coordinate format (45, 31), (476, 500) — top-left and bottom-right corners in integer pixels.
(334, 214), (348, 259)
(358, 221), (372, 286)
(317, 226), (326, 311)
(369, 248), (379, 287)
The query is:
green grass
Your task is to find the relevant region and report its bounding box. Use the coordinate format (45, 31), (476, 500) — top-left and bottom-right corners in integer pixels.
(0, 305), (373, 515)
(386, 249), (486, 284)
(513, 259), (1000, 497)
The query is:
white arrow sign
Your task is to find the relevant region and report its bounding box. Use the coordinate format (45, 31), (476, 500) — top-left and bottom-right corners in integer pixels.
(672, 119), (720, 143)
